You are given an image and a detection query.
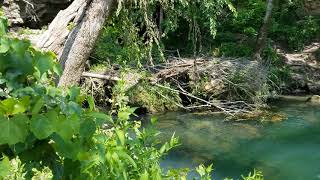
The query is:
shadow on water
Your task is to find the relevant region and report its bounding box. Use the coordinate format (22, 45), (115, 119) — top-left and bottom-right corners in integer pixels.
(144, 102), (320, 180)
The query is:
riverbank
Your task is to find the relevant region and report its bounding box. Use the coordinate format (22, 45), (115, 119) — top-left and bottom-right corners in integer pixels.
(81, 42), (320, 116)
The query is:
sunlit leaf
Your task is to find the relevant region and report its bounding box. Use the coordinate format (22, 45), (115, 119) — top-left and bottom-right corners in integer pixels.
(31, 97), (44, 115)
(116, 129), (125, 146)
(139, 170), (149, 180)
(0, 38), (10, 53)
(0, 98), (27, 116)
(87, 96), (95, 111)
(151, 117), (158, 124)
(0, 155), (10, 178)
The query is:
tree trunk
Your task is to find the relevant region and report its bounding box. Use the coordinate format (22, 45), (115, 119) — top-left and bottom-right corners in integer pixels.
(253, 0), (274, 63)
(58, 0), (116, 87)
(37, 0), (88, 58)
(37, 0), (116, 87)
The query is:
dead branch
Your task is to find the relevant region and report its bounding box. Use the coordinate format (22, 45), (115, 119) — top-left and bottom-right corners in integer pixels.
(82, 72), (121, 81)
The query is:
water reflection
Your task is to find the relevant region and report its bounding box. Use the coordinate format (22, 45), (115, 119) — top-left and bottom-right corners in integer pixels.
(146, 102), (320, 179)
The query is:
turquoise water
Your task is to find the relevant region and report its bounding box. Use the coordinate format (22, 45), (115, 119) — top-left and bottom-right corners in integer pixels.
(151, 102), (320, 180)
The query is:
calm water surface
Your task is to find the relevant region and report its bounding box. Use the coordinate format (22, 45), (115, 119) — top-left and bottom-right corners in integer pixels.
(149, 102), (320, 180)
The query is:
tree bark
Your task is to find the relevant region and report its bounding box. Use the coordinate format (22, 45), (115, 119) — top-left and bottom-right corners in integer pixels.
(252, 0), (274, 63)
(37, 0), (116, 87)
(58, 0), (116, 87)
(37, 0), (88, 58)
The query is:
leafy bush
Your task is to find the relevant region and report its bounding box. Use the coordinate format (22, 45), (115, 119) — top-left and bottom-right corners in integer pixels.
(127, 81), (182, 113)
(0, 12), (219, 179)
(219, 42), (254, 57)
(0, 10), (266, 180)
(92, 0), (236, 66)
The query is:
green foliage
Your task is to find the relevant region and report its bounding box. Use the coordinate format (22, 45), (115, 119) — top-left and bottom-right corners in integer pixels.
(269, 1), (320, 51)
(0, 156), (26, 179)
(93, 10), (149, 67)
(241, 169), (264, 180)
(0, 11), (8, 36)
(214, 0), (320, 57)
(93, 0), (236, 66)
(127, 81), (182, 113)
(219, 42), (254, 57)
(212, 0), (266, 57)
(0, 13), (222, 179)
(262, 44), (292, 92)
(196, 164), (213, 180)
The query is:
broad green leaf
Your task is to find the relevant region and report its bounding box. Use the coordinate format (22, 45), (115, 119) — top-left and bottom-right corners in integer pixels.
(51, 134), (80, 160)
(68, 86), (80, 101)
(31, 97), (44, 114)
(10, 38), (30, 56)
(66, 101), (82, 116)
(117, 107), (137, 121)
(0, 114), (28, 145)
(0, 98), (27, 116)
(80, 119), (96, 137)
(151, 117), (158, 124)
(118, 151), (137, 168)
(87, 96), (95, 111)
(140, 171), (149, 180)
(128, 107), (138, 114)
(47, 86), (62, 97)
(19, 96), (30, 107)
(87, 112), (113, 123)
(0, 15), (8, 36)
(34, 52), (54, 77)
(52, 114), (80, 141)
(115, 129), (125, 146)
(118, 111), (131, 121)
(0, 155), (10, 178)
(52, 63), (62, 77)
(0, 38), (10, 53)
(30, 114), (54, 139)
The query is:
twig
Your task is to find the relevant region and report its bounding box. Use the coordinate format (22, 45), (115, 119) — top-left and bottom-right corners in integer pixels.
(82, 72), (120, 81)
(154, 83), (233, 116)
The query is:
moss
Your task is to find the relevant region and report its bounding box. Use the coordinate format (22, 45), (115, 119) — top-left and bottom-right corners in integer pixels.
(127, 82), (182, 113)
(229, 110), (287, 122)
(89, 64), (111, 73)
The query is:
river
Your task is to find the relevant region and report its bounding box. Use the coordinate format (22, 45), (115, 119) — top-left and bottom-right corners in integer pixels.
(146, 101), (320, 179)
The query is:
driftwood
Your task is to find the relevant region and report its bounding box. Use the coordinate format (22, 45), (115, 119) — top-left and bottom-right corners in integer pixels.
(82, 72), (120, 81)
(80, 58), (257, 116)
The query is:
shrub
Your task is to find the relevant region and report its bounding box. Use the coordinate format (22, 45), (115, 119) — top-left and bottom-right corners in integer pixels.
(0, 12), (216, 179)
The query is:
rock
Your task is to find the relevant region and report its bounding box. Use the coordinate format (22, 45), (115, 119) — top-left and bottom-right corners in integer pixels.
(1, 0), (72, 28)
(307, 95), (320, 104)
